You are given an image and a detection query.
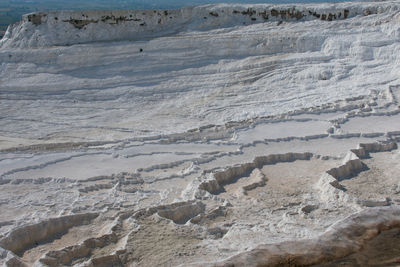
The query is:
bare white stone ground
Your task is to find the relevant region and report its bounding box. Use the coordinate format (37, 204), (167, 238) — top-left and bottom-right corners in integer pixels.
(1, 2), (400, 266)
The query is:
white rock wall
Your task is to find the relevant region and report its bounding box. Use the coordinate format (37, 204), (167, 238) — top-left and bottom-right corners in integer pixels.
(1, 1), (399, 48)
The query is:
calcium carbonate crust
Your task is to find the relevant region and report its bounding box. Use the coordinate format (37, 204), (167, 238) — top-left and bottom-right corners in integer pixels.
(1, 1), (400, 48)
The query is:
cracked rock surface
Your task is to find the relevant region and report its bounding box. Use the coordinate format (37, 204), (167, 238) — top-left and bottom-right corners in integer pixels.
(1, 1), (400, 266)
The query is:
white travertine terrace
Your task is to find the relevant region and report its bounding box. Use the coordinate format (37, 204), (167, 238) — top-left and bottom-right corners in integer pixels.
(1, 1), (400, 266)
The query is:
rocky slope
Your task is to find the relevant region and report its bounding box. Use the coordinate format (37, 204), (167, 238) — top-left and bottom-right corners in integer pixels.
(1, 2), (399, 48)
(1, 1), (400, 266)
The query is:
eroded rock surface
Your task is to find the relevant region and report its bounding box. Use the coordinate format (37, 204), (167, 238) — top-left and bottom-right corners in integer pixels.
(1, 1), (400, 266)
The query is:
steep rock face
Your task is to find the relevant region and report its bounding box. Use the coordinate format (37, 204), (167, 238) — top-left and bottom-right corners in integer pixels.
(1, 2), (400, 141)
(1, 1), (399, 48)
(1, 2), (400, 266)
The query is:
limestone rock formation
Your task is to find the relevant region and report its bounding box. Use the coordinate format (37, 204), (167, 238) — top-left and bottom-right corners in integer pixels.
(1, 1), (400, 266)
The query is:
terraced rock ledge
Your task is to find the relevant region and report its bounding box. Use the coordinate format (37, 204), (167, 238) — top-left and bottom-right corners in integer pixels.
(1, 1), (400, 266)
